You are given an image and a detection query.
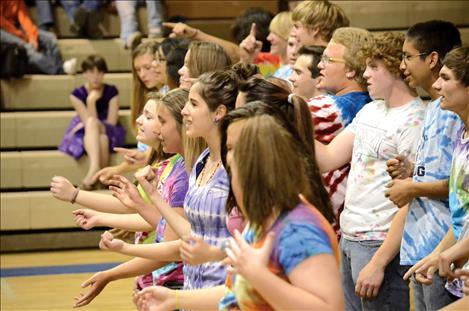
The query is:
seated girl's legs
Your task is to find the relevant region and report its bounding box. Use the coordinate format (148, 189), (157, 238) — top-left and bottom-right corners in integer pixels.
(99, 133), (110, 169)
(83, 117), (104, 186)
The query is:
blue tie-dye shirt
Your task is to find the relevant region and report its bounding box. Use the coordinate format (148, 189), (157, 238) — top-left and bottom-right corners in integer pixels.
(400, 98), (463, 265)
(449, 125), (469, 239)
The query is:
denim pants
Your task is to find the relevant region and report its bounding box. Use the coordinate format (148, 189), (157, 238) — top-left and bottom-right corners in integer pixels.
(411, 273), (457, 311)
(116, 0), (162, 42)
(0, 29), (63, 74)
(340, 238), (410, 311)
(60, 0), (102, 24)
(35, 0), (54, 30)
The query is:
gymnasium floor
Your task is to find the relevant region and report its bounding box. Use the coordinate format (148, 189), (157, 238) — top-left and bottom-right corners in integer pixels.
(1, 249), (135, 310)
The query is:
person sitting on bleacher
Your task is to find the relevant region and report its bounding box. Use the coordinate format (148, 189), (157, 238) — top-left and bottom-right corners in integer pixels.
(0, 0), (76, 75)
(59, 55), (126, 190)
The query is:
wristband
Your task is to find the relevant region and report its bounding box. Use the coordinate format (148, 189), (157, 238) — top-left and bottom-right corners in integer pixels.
(70, 187), (80, 204)
(175, 290), (180, 310)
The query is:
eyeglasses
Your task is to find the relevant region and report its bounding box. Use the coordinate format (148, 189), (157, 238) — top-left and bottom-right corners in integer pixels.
(402, 52), (429, 62)
(320, 55), (346, 65)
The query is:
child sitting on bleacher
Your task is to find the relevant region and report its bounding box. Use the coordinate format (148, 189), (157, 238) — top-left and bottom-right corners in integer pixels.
(59, 55), (125, 190)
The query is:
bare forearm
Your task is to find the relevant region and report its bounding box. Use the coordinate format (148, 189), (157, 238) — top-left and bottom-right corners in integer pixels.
(371, 205), (408, 267)
(75, 191), (134, 213)
(86, 100), (98, 118)
(178, 285), (225, 311)
(195, 30), (240, 63)
(434, 227), (456, 254)
(248, 267), (341, 311)
(135, 203), (162, 228)
(150, 195), (191, 237)
(107, 257), (167, 281)
(411, 180), (449, 199)
(119, 239), (182, 262)
(97, 213), (153, 232)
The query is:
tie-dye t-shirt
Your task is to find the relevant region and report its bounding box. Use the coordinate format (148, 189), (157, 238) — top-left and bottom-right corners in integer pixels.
(341, 98), (425, 241)
(308, 92), (371, 233)
(183, 148), (231, 290)
(400, 99), (463, 265)
(152, 154), (188, 286)
(449, 126), (469, 239)
(218, 203), (338, 311)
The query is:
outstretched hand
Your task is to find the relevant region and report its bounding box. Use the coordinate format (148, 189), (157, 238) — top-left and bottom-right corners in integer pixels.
(108, 175), (147, 210)
(73, 271), (110, 307)
(50, 176), (77, 202)
(99, 230), (125, 252)
(73, 209), (101, 230)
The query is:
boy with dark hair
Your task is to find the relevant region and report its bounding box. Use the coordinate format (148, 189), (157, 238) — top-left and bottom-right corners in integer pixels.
(289, 45), (325, 99)
(385, 20), (463, 311)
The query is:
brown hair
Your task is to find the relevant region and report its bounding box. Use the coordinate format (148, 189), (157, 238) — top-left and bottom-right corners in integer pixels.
(160, 88), (206, 171)
(194, 70), (239, 112)
(81, 54), (108, 72)
(331, 27), (372, 86)
(220, 101), (333, 224)
(292, 0), (349, 42)
(187, 42), (232, 79)
(130, 41), (160, 129)
(443, 47), (469, 86)
(298, 45), (325, 78)
(360, 32), (406, 79)
(232, 115), (330, 230)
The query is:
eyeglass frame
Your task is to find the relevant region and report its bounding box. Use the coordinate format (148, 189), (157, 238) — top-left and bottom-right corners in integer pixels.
(320, 54), (346, 65)
(401, 52), (429, 63)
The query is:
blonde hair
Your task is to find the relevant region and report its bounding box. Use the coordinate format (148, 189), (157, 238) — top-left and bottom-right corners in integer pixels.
(360, 32), (406, 79)
(187, 41), (231, 79)
(269, 11), (293, 41)
(131, 41), (159, 130)
(331, 27), (372, 86)
(292, 0), (349, 42)
(160, 89), (206, 172)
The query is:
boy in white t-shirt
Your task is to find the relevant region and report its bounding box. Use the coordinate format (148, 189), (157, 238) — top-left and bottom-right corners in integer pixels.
(314, 32), (425, 310)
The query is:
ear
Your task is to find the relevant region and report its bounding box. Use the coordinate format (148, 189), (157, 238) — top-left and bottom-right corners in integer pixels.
(428, 51), (440, 70)
(214, 105), (227, 122)
(310, 26), (321, 39)
(345, 69), (356, 79)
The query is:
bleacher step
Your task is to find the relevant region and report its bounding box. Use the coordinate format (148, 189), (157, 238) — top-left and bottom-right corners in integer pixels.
(1, 110), (136, 149)
(1, 73), (131, 110)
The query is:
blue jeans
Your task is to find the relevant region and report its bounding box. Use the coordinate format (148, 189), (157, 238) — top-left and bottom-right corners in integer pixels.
(0, 29), (63, 74)
(35, 0), (54, 30)
(60, 0), (102, 24)
(116, 0), (162, 42)
(340, 238), (409, 311)
(411, 273), (457, 311)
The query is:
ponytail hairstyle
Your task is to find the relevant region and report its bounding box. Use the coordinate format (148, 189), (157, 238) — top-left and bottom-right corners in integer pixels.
(160, 88), (206, 172)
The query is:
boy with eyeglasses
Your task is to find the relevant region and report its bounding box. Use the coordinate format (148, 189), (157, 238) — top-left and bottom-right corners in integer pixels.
(307, 27), (372, 234)
(385, 20), (462, 311)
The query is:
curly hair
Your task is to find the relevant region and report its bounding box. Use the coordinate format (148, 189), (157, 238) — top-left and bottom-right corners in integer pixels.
(359, 32), (406, 79)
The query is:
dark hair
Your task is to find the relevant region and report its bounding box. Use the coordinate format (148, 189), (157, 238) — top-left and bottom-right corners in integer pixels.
(298, 45), (325, 79)
(231, 7), (273, 52)
(230, 62), (260, 83)
(220, 101), (333, 223)
(81, 55), (108, 72)
(161, 38), (190, 89)
(443, 47), (469, 86)
(406, 20), (461, 69)
(195, 70), (239, 112)
(239, 76), (314, 148)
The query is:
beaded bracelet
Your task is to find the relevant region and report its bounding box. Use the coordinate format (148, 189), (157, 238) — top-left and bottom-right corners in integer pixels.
(70, 187), (80, 204)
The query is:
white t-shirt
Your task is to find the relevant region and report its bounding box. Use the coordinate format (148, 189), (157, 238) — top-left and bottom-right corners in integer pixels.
(340, 98), (425, 241)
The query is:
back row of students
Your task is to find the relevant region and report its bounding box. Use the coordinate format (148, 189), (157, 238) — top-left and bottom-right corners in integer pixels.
(50, 1), (468, 310)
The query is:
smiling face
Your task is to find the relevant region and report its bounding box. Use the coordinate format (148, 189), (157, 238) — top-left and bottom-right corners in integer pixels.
(267, 31), (287, 57)
(156, 104), (182, 154)
(226, 120), (246, 213)
(363, 58), (397, 100)
(181, 83), (217, 139)
(289, 54), (319, 99)
(433, 65), (469, 115)
(178, 50), (192, 90)
(399, 39), (433, 89)
(83, 67), (104, 89)
(316, 42), (348, 94)
(135, 99), (160, 147)
(134, 53), (159, 89)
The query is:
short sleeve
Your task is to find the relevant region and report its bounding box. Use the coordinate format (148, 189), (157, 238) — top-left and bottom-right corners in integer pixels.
(277, 221), (334, 275)
(168, 167), (188, 208)
(104, 84), (119, 100)
(71, 86), (87, 103)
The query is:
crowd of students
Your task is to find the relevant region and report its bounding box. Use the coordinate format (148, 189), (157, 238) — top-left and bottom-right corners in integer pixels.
(45, 1), (468, 310)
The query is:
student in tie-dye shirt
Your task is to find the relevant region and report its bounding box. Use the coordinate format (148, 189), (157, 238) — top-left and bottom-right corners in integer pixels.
(314, 32), (425, 310)
(384, 21), (463, 310)
(404, 47), (469, 305)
